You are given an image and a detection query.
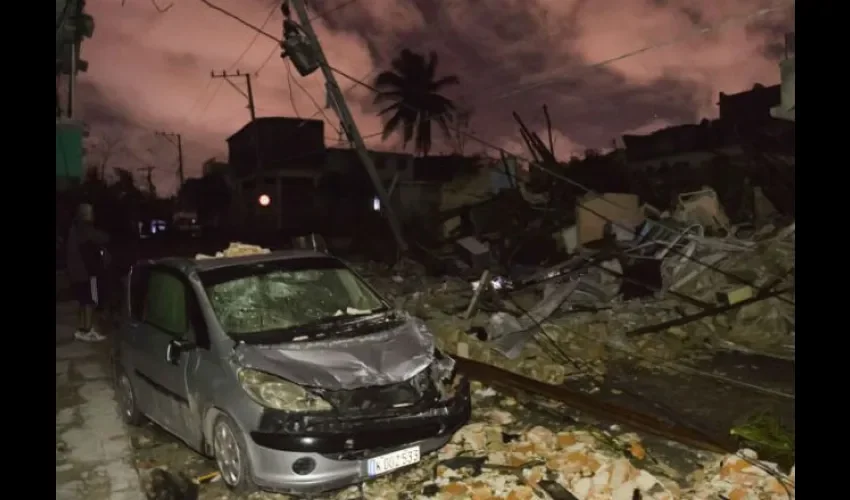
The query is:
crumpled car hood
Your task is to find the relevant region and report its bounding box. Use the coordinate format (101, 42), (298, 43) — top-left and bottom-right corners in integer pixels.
(231, 315), (435, 391)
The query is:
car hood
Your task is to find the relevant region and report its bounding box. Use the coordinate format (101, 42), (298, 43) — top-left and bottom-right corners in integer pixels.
(231, 315), (435, 391)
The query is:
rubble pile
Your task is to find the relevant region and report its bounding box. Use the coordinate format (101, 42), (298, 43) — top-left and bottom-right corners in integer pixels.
(356, 218), (795, 387)
(195, 242), (271, 259)
(687, 450), (795, 500)
(316, 384), (793, 500)
(431, 423), (680, 500)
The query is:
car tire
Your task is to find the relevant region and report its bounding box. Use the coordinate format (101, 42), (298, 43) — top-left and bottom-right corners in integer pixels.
(115, 368), (145, 426)
(212, 414), (257, 495)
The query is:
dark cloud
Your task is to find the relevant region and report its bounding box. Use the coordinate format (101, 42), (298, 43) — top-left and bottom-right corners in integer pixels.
(76, 80), (133, 127)
(163, 51), (202, 70)
(79, 0), (793, 193)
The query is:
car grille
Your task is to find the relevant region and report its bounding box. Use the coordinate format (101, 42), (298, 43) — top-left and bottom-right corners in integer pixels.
(317, 369), (432, 414)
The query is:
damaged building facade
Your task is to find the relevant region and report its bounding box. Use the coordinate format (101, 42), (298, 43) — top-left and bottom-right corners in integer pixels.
(616, 82), (795, 218)
(223, 117), (495, 238)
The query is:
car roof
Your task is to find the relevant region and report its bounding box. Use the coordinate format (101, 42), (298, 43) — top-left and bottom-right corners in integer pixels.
(151, 249), (335, 274)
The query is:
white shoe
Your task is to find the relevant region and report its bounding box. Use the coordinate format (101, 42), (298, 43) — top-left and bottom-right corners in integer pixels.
(74, 330), (106, 342)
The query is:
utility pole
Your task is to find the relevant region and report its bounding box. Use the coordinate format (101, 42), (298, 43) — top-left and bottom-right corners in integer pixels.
(137, 166), (156, 195)
(156, 131), (185, 186)
(211, 70), (256, 121)
(287, 0), (408, 252)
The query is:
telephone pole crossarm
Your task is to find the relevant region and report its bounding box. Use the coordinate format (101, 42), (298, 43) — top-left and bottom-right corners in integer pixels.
(211, 70), (256, 121)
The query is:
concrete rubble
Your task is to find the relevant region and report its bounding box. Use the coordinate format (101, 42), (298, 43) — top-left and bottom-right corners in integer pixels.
(354, 219), (795, 388)
(164, 382), (789, 500)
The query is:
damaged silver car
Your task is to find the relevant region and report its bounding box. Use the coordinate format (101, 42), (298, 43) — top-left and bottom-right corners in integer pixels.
(112, 251), (471, 495)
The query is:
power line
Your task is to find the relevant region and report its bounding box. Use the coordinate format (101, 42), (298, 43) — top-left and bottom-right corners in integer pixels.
(199, 0), (280, 43)
(285, 60), (342, 135)
(331, 65), (795, 300)
(180, 79), (216, 126)
(193, 0), (795, 297)
(348, 1), (795, 144)
(486, 2), (795, 102)
(229, 3), (279, 71)
(193, 78), (227, 122)
(254, 43), (280, 76)
(228, 0), (792, 155)
(191, 4), (279, 125)
(202, 0), (363, 79)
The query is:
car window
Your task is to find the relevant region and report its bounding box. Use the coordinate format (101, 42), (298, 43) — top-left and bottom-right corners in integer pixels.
(129, 266), (149, 322)
(143, 270), (188, 338)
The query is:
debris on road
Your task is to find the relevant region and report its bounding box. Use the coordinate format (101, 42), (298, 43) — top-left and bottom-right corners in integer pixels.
(195, 242), (271, 259)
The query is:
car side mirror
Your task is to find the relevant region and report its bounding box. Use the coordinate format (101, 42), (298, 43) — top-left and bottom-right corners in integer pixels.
(165, 339), (196, 365)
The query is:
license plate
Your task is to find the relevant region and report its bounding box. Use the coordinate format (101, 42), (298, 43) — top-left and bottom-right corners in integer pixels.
(367, 446), (420, 476)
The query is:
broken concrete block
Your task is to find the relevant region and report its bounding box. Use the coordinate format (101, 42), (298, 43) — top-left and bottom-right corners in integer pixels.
(718, 286), (754, 305)
(525, 426), (556, 452)
(577, 192), (644, 246)
(442, 215), (462, 239)
(676, 187), (730, 230)
(456, 342), (469, 358)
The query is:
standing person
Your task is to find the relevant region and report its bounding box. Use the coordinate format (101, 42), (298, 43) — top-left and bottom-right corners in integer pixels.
(66, 203), (110, 342)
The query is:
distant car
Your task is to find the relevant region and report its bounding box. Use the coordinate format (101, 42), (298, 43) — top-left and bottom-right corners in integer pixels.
(112, 251), (470, 496)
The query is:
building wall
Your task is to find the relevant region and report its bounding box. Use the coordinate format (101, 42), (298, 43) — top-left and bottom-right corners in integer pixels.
(718, 84), (781, 124)
(224, 122), (493, 234)
(226, 118), (326, 177)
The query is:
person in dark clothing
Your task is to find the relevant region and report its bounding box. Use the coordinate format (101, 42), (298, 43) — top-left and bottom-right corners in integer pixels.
(66, 203), (110, 342)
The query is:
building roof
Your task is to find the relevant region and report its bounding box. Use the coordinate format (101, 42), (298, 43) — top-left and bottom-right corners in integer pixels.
(226, 117), (325, 144)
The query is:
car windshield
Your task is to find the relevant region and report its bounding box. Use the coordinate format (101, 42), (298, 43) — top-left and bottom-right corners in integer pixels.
(199, 258), (386, 340)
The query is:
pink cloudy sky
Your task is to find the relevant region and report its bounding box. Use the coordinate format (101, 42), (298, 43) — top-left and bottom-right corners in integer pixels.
(75, 0), (794, 195)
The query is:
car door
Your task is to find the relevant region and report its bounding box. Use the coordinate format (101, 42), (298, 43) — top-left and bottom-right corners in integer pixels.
(131, 265), (200, 442)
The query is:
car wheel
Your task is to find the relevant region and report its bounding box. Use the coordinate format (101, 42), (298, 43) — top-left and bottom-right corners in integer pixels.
(115, 368), (145, 426)
(212, 414), (257, 495)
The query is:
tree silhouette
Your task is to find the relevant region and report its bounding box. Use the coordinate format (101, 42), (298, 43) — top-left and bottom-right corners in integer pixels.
(374, 49), (459, 156)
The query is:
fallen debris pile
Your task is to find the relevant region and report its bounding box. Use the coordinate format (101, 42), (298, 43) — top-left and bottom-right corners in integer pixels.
(195, 242), (271, 259)
(317, 384), (793, 500)
(689, 450), (795, 500)
(357, 218), (795, 389)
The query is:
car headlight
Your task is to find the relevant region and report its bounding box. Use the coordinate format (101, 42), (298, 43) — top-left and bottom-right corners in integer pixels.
(238, 368), (333, 412)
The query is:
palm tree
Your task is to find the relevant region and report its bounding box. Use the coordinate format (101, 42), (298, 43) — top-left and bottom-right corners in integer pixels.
(374, 49), (459, 156)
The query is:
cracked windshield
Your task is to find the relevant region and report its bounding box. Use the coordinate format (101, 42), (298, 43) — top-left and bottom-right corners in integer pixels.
(204, 265), (385, 336)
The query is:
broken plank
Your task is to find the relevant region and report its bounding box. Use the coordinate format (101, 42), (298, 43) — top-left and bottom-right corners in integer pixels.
(454, 356), (736, 455)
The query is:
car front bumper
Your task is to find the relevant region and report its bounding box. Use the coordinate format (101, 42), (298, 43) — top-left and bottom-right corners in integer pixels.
(244, 380), (471, 495)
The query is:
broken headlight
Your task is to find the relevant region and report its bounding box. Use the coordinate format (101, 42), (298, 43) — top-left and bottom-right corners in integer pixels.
(238, 368), (332, 412)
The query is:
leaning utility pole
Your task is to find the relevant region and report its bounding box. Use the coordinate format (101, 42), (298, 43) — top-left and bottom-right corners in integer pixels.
(155, 131), (184, 186)
(286, 0), (408, 252)
(211, 70), (256, 121)
(137, 166), (156, 195)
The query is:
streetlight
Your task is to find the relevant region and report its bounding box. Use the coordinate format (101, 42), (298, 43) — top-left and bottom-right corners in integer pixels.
(258, 194), (271, 207)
